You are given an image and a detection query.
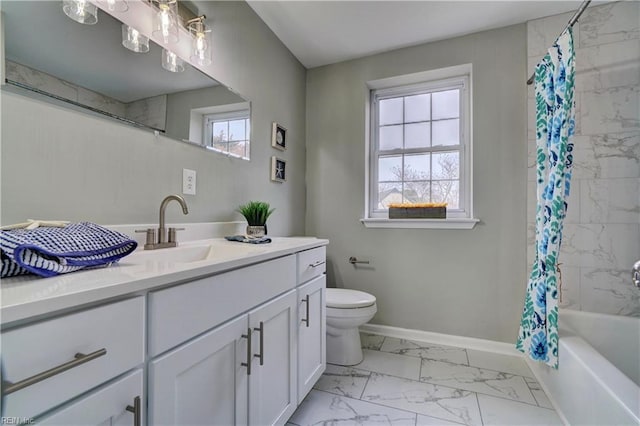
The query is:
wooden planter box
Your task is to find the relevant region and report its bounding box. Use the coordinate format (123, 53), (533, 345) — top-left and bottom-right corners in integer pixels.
(388, 206), (446, 219)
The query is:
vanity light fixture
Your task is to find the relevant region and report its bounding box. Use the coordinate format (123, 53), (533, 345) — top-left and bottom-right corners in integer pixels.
(153, 0), (179, 44)
(101, 0), (128, 13)
(186, 15), (211, 66)
(62, 0), (98, 25)
(161, 49), (185, 73)
(122, 24), (149, 53)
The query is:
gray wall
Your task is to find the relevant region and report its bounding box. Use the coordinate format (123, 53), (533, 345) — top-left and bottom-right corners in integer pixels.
(527, 2), (640, 317)
(1, 1), (306, 236)
(305, 24), (527, 343)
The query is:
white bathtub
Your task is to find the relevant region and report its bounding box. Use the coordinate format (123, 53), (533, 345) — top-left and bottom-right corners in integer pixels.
(527, 309), (640, 425)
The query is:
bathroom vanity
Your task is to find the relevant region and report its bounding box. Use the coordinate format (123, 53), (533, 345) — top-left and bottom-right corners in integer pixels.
(0, 237), (328, 425)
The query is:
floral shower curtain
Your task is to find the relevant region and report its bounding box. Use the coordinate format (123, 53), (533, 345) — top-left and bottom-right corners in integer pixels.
(516, 28), (576, 369)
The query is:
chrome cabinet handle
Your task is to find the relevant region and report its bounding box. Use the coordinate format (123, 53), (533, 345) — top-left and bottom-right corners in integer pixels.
(309, 260), (325, 268)
(301, 295), (310, 328)
(2, 348), (107, 395)
(126, 395), (141, 426)
(241, 328), (252, 375)
(253, 321), (264, 366)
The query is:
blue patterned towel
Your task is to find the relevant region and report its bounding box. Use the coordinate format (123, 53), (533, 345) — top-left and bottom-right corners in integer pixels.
(1, 222), (137, 278)
(225, 235), (272, 244)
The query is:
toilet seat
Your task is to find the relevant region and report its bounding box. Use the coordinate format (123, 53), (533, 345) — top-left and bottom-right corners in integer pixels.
(326, 288), (376, 309)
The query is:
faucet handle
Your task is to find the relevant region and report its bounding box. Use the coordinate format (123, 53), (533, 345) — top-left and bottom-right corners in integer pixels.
(135, 228), (156, 247)
(168, 227), (185, 244)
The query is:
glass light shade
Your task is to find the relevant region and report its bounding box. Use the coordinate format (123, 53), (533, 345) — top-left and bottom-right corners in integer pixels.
(62, 0), (98, 25)
(122, 25), (149, 53)
(188, 20), (211, 66)
(162, 49), (184, 73)
(153, 0), (179, 44)
(103, 0), (128, 12)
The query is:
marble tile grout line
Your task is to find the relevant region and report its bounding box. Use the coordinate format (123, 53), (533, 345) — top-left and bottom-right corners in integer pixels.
(476, 392), (487, 426)
(325, 365), (554, 411)
(313, 388), (433, 419)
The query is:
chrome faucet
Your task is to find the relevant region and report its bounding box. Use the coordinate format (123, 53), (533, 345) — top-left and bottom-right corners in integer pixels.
(136, 194), (189, 250)
(633, 260), (640, 288)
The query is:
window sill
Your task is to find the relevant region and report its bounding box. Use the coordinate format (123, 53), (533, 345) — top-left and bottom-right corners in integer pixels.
(360, 218), (479, 229)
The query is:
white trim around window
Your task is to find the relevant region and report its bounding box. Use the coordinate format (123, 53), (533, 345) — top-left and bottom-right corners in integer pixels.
(363, 64), (478, 229)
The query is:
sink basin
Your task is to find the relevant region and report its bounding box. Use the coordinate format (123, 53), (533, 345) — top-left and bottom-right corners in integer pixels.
(130, 241), (266, 264)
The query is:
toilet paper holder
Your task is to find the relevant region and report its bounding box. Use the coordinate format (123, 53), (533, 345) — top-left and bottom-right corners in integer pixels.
(348, 256), (370, 265)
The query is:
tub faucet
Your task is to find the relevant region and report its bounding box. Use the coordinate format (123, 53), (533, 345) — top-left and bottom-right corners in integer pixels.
(136, 194), (189, 250)
(633, 260), (640, 288)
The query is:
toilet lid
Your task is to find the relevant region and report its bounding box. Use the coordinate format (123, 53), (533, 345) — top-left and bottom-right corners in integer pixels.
(326, 288), (376, 308)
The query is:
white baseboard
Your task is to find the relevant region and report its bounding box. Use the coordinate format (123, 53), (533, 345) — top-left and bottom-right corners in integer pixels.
(360, 323), (522, 356)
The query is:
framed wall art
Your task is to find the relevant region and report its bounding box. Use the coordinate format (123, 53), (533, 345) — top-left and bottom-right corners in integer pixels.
(271, 156), (286, 183)
(271, 122), (287, 151)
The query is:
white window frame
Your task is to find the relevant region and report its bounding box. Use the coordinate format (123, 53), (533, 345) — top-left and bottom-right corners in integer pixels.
(204, 109), (251, 160)
(362, 64), (478, 229)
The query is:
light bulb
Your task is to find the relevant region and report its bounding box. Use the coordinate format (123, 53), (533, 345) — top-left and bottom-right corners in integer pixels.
(122, 24), (149, 53)
(105, 0), (128, 12)
(63, 0), (98, 25)
(153, 1), (178, 44)
(188, 19), (211, 66)
(162, 49), (184, 73)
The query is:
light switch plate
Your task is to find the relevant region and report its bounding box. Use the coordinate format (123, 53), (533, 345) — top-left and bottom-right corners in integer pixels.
(182, 169), (196, 195)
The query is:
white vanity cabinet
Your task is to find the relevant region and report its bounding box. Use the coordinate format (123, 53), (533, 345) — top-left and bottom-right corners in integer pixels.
(296, 247), (327, 403)
(149, 314), (250, 425)
(0, 297), (145, 421)
(248, 289), (298, 425)
(1, 239), (328, 426)
(37, 369), (143, 426)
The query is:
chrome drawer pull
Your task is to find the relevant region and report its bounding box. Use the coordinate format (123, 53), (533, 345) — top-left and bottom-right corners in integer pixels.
(2, 348), (107, 395)
(126, 395), (141, 426)
(253, 321), (264, 366)
(241, 328), (252, 375)
(309, 260), (325, 268)
(301, 295), (310, 328)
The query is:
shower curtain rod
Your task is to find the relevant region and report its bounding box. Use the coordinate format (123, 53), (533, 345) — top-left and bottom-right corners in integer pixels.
(526, 0), (591, 85)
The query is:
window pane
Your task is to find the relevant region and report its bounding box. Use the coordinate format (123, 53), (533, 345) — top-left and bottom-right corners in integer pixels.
(403, 181), (430, 204)
(228, 141), (246, 157)
(432, 119), (459, 146)
(432, 89), (459, 120)
(432, 180), (460, 209)
(432, 151), (460, 179)
(404, 94), (430, 123)
(379, 98), (403, 125)
(405, 122), (430, 149)
(378, 155), (402, 182)
(379, 125), (403, 150)
(212, 122), (228, 142)
(378, 182), (403, 209)
(404, 154), (430, 181)
(212, 141), (227, 153)
(229, 119), (246, 141)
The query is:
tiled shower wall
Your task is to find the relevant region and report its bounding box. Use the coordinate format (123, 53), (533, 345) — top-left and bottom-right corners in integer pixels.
(527, 1), (640, 317)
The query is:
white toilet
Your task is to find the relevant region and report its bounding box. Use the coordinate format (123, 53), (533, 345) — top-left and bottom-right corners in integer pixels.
(326, 288), (377, 366)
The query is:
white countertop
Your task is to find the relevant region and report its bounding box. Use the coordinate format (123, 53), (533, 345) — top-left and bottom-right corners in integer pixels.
(1, 237), (328, 326)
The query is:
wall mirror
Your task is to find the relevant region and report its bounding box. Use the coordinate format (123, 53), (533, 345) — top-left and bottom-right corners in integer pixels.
(2, 0), (251, 159)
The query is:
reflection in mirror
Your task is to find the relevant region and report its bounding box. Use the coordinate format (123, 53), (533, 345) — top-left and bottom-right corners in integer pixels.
(2, 0), (251, 159)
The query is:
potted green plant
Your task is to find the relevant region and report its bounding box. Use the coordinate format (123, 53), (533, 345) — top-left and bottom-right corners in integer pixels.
(237, 201), (275, 237)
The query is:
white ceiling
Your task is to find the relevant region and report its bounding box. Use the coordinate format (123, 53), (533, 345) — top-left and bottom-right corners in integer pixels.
(247, 1), (599, 69)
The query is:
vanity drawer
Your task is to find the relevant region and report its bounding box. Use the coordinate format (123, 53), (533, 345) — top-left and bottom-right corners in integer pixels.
(1, 297), (145, 420)
(297, 246), (326, 284)
(149, 254), (296, 356)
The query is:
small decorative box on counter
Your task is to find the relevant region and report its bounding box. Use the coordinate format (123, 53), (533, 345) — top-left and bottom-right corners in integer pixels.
(388, 203), (447, 219)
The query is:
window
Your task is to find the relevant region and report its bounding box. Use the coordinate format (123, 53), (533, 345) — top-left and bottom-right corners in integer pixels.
(204, 109), (250, 160)
(365, 65), (475, 228)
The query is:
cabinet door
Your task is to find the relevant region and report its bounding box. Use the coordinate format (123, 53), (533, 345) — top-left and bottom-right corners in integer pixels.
(297, 275), (326, 403)
(149, 314), (250, 426)
(248, 289), (297, 426)
(38, 369), (143, 426)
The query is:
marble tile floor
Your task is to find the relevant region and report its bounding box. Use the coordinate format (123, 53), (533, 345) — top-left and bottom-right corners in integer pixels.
(288, 333), (562, 426)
